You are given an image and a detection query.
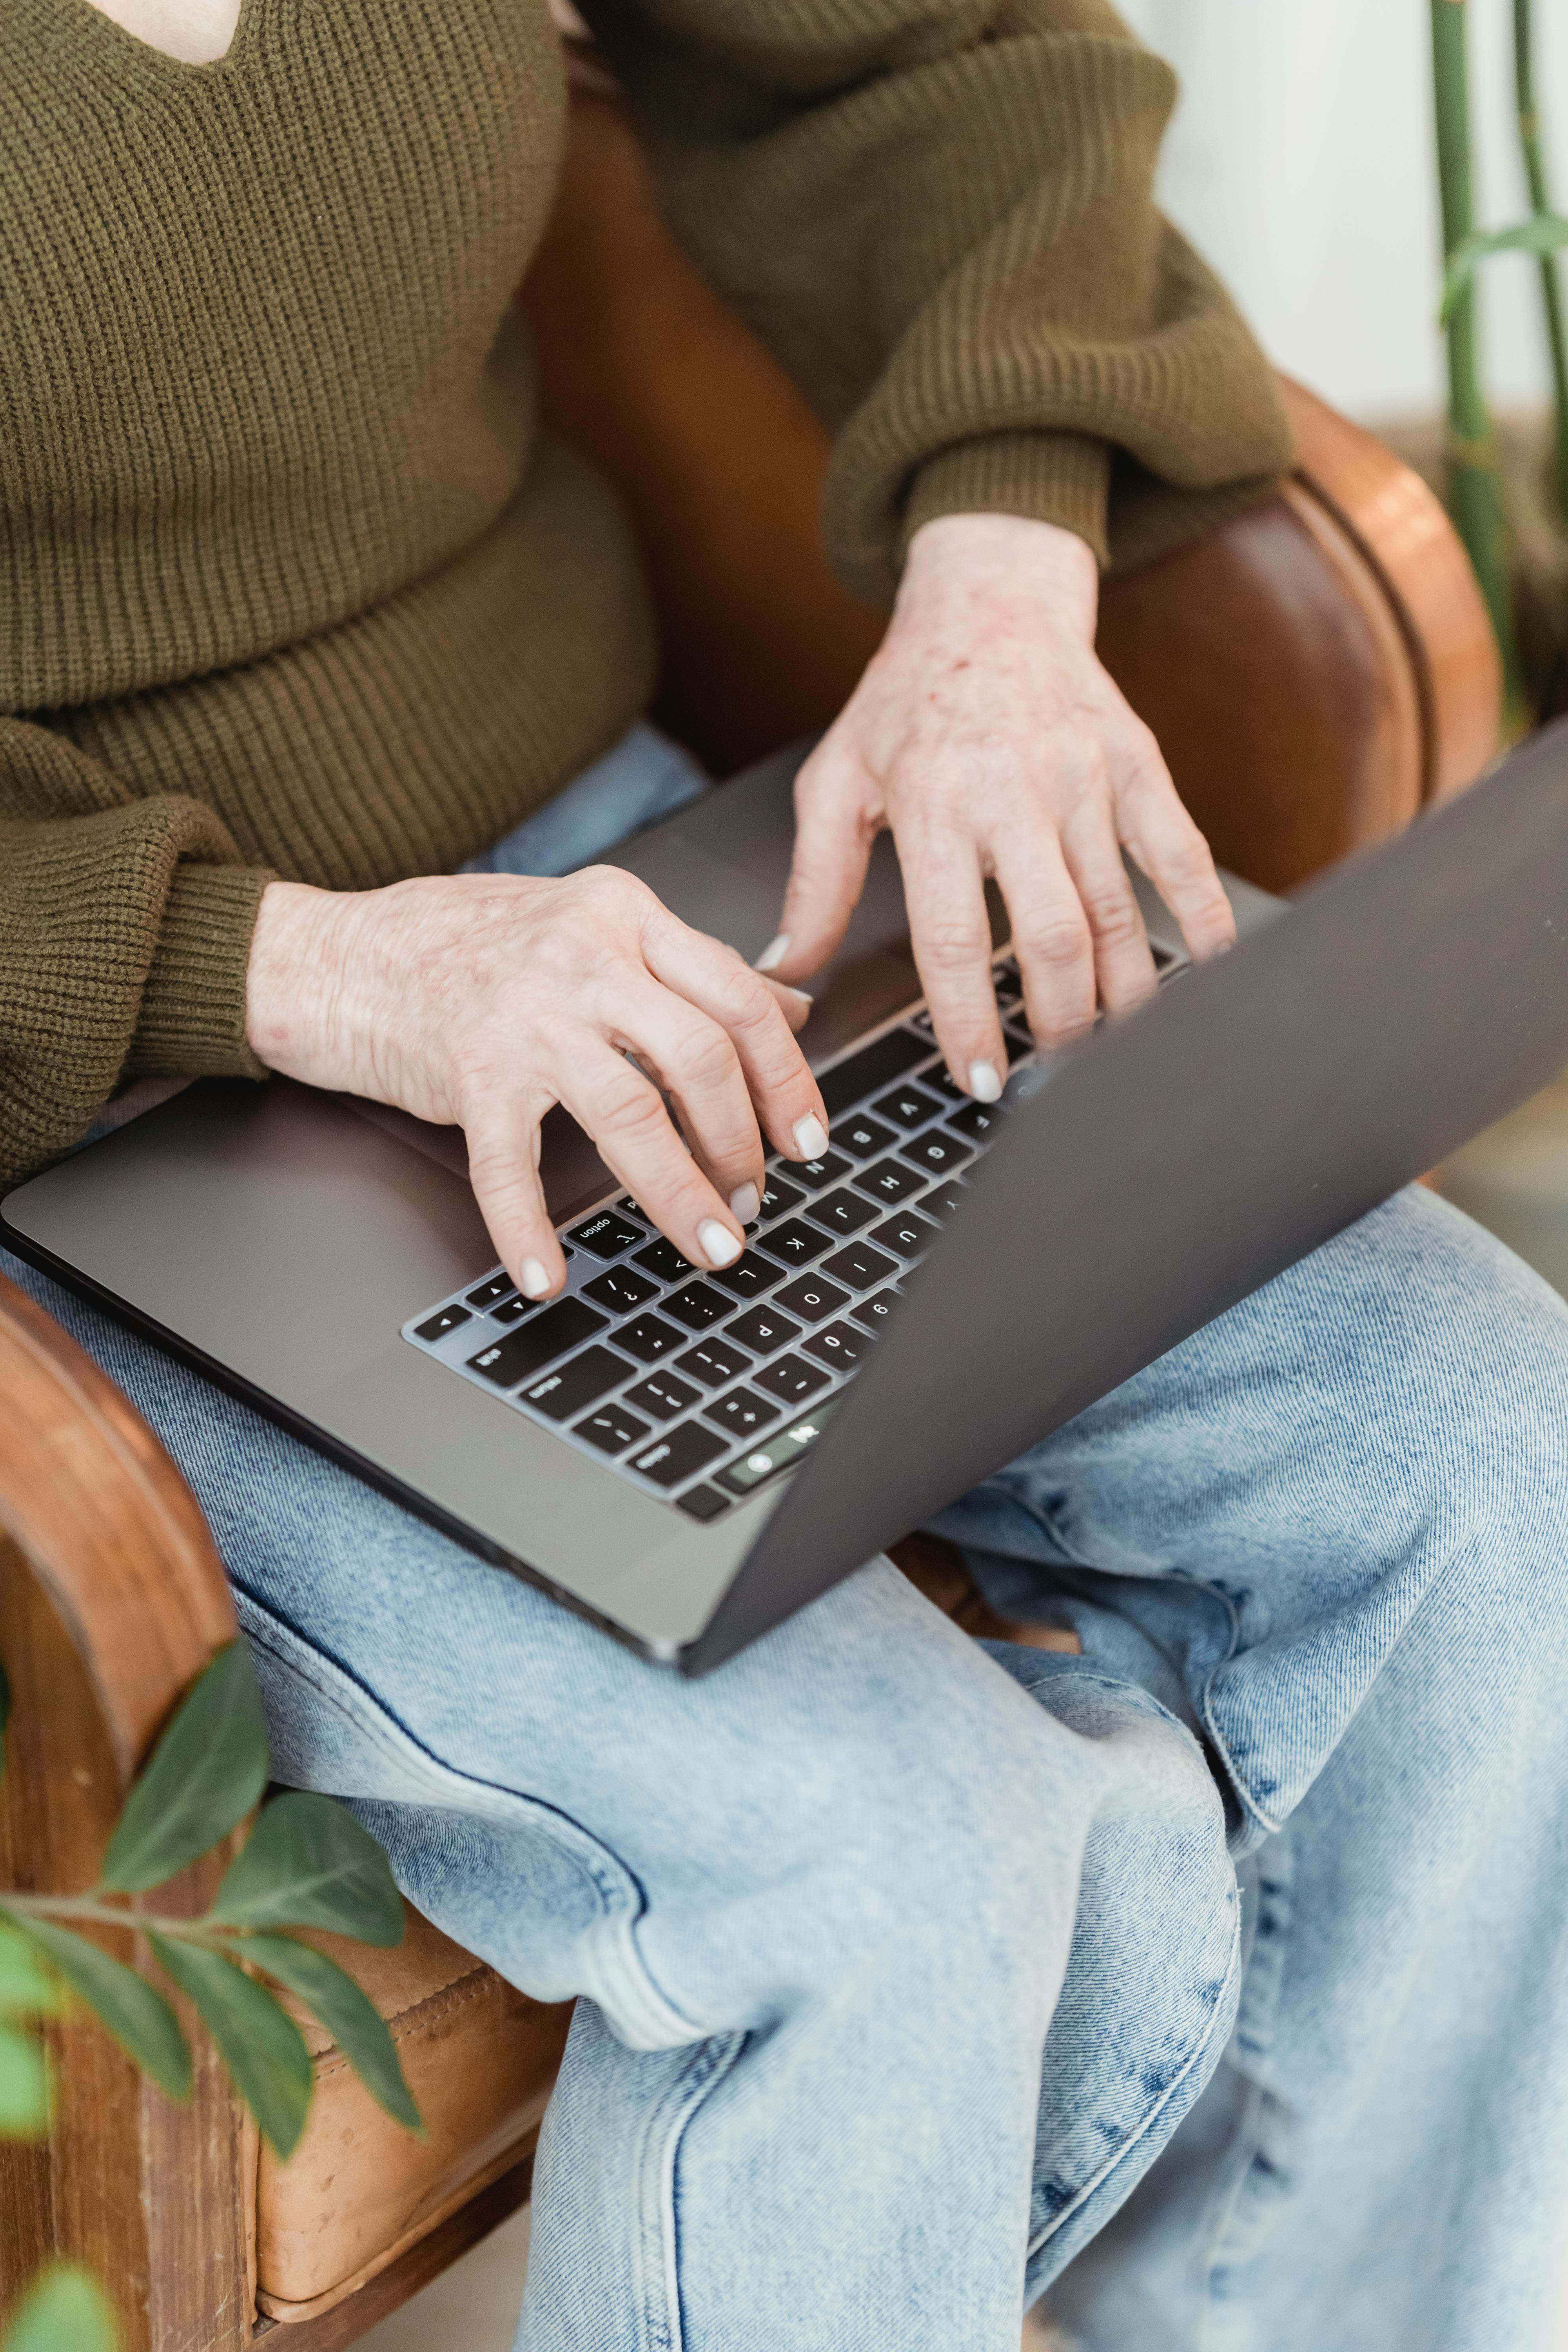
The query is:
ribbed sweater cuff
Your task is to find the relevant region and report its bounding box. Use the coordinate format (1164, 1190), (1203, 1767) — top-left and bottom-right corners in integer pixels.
(129, 865), (274, 1081)
(901, 431), (1113, 571)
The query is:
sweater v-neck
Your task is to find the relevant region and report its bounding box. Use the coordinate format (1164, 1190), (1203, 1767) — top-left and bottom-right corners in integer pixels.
(38, 0), (264, 86)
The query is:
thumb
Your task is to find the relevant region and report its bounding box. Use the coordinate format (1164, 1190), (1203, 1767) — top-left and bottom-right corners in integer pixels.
(760, 748), (878, 986)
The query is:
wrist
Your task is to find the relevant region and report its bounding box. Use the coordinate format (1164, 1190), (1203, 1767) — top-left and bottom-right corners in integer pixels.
(900, 512), (1099, 642)
(245, 879), (358, 1085)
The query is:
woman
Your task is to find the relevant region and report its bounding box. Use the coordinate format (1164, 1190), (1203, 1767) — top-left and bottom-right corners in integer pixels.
(7, 4), (1568, 2347)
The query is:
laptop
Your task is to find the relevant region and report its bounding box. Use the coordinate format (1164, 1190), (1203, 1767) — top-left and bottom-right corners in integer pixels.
(6, 721), (1568, 1674)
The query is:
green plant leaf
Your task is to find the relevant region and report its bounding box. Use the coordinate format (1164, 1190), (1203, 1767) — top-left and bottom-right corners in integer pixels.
(0, 1925), (60, 2019)
(240, 1935), (421, 2132)
(2, 2263), (116, 2352)
(149, 1935), (313, 2160)
(0, 2022), (50, 2138)
(1442, 212), (1568, 321)
(212, 1792), (404, 1946)
(99, 1644), (268, 1895)
(3, 1915), (191, 2103)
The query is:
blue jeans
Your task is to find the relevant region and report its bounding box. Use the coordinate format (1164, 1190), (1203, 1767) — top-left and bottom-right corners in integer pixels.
(13, 739), (1568, 2349)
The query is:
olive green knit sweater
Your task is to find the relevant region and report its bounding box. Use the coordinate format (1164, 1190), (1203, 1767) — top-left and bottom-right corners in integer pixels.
(0, 0), (1289, 1187)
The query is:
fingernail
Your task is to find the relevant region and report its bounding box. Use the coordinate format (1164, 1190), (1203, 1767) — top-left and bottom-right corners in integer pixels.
(969, 1060), (1002, 1103)
(699, 1219), (743, 1269)
(521, 1257), (553, 1298)
(785, 985), (814, 1005)
(792, 1113), (829, 1160)
(729, 1181), (760, 1224)
(755, 933), (790, 973)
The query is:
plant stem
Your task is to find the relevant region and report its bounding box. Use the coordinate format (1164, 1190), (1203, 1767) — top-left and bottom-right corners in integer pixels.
(1513, 0), (1568, 523)
(0, 1891), (232, 1944)
(1432, 0), (1526, 714)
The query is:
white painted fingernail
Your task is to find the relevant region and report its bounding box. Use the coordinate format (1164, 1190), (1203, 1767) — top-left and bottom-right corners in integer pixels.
(785, 986), (814, 1004)
(729, 1181), (760, 1224)
(521, 1258), (553, 1298)
(699, 1219), (743, 1268)
(792, 1114), (829, 1161)
(969, 1060), (1002, 1103)
(755, 934), (790, 973)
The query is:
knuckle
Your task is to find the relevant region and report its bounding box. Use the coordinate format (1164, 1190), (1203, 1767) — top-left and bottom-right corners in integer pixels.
(669, 1022), (740, 1094)
(594, 1069), (668, 1145)
(1016, 909), (1091, 972)
(1081, 886), (1147, 951)
(919, 917), (991, 974)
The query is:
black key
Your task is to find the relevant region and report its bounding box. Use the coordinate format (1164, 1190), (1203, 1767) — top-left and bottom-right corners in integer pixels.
(628, 1420), (728, 1490)
(492, 1296), (530, 1324)
(711, 1253), (780, 1301)
(906, 1007), (937, 1039)
(923, 1179), (968, 1220)
(573, 1400), (651, 1455)
(615, 1196), (650, 1221)
(835, 1111), (897, 1161)
(805, 1185), (881, 1237)
(1004, 1026), (1035, 1064)
(467, 1296), (606, 1387)
(569, 1209), (644, 1260)
(415, 1303), (472, 1343)
(664, 1281), (731, 1332)
(465, 1274), (514, 1310)
(773, 1150), (851, 1193)
(634, 1236), (699, 1284)
(821, 1240), (898, 1292)
(758, 1174), (805, 1220)
(873, 1081), (942, 1130)
(616, 1313), (686, 1364)
(753, 1352), (831, 1407)
(754, 1217), (829, 1269)
(925, 1066), (967, 1104)
(849, 1286), (902, 1336)
(818, 1026), (929, 1120)
(853, 1156), (926, 1206)
(870, 1209), (940, 1261)
(677, 1483), (732, 1523)
(676, 1335), (753, 1389)
(802, 1319), (868, 1372)
(947, 1098), (1006, 1145)
(724, 1302), (802, 1356)
(702, 1386), (782, 1440)
(624, 1369), (702, 1422)
(519, 1344), (630, 1421)
(773, 1272), (850, 1325)
(901, 1129), (972, 1177)
(715, 1407), (834, 1495)
(584, 1264), (659, 1315)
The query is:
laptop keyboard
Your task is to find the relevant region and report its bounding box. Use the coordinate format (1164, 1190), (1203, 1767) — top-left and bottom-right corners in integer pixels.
(403, 949), (1177, 1523)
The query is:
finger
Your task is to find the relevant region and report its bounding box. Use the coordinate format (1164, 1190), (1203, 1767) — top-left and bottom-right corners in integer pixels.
(994, 826), (1098, 1051)
(641, 914), (831, 1166)
(1111, 723), (1236, 962)
(1058, 800), (1159, 1018)
(761, 742), (879, 986)
(610, 974), (769, 1221)
(899, 824), (1009, 1102)
(556, 1032), (750, 1273)
(462, 1092), (568, 1302)
(762, 976), (815, 1035)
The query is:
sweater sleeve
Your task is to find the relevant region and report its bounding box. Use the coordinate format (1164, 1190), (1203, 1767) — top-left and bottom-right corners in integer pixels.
(0, 718), (270, 1189)
(575, 0), (1294, 603)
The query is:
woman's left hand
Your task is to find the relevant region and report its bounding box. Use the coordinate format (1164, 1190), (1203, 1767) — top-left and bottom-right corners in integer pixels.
(758, 511), (1236, 1102)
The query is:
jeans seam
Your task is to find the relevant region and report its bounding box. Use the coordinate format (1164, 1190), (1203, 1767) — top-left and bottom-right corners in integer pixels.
(633, 2030), (750, 2352)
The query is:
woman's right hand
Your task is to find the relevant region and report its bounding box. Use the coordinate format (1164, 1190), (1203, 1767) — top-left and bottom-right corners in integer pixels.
(244, 866), (829, 1303)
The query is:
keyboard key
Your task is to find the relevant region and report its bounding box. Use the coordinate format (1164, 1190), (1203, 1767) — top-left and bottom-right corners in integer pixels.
(773, 1150), (851, 1193)
(634, 1237), (698, 1284)
(584, 1264), (659, 1315)
(853, 1157), (925, 1206)
(947, 1098), (1006, 1144)
(724, 1302), (802, 1356)
(702, 1386), (782, 1440)
(625, 1369), (702, 1422)
(464, 1274), (514, 1310)
(758, 1174), (805, 1220)
(835, 1111), (897, 1161)
(849, 1286), (902, 1336)
(677, 1483), (732, 1523)
(492, 1296), (530, 1324)
(415, 1303), (472, 1343)
(802, 1319), (868, 1372)
(664, 1281), (731, 1332)
(467, 1297), (606, 1387)
(925, 1066), (967, 1104)
(873, 1081), (942, 1130)
(870, 1209), (940, 1260)
(711, 1253), (780, 1300)
(616, 1313), (686, 1364)
(570, 1210), (644, 1260)
(573, 1400), (652, 1455)
(1004, 1026), (1035, 1064)
(923, 1179), (968, 1220)
(677, 1335), (753, 1388)
(615, 1196), (650, 1222)
(901, 1129), (972, 1177)
(629, 1421), (728, 1490)
(804, 1184), (881, 1237)
(821, 1240), (898, 1292)
(715, 1406), (834, 1494)
(818, 1027), (929, 1119)
(753, 1352), (831, 1407)
(906, 1007), (937, 1039)
(754, 1217), (830, 1269)
(773, 1273), (850, 1325)
(518, 1344), (630, 1421)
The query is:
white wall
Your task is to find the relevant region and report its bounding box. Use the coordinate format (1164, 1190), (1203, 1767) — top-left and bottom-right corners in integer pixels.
(1118, 0), (1568, 425)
